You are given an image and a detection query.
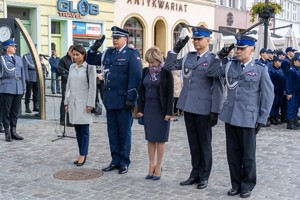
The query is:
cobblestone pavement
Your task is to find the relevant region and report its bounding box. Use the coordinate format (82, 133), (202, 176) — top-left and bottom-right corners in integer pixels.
(1, 95), (300, 200)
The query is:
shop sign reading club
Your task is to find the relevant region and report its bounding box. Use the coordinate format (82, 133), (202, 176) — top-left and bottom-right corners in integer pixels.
(57, 0), (99, 18)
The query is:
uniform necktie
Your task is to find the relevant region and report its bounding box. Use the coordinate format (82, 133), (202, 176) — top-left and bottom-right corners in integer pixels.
(11, 56), (15, 64)
(241, 64), (245, 70)
(197, 56), (200, 61)
(116, 50), (120, 55)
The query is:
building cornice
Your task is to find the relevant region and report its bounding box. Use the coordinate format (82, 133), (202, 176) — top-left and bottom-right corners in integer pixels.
(176, 0), (217, 7)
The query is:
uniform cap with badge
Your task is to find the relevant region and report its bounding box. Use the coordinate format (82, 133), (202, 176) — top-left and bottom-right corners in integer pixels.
(2, 38), (17, 47)
(235, 35), (257, 48)
(111, 26), (129, 37)
(293, 52), (300, 61)
(191, 27), (212, 39)
(273, 56), (283, 62)
(259, 48), (268, 54)
(285, 47), (297, 53)
(276, 50), (285, 56)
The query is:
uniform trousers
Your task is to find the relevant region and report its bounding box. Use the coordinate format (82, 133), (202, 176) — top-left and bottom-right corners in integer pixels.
(270, 94), (283, 117)
(74, 124), (90, 156)
(106, 108), (133, 167)
(287, 94), (300, 121)
(25, 81), (38, 105)
(225, 123), (256, 191)
(1, 94), (22, 128)
(184, 111), (212, 181)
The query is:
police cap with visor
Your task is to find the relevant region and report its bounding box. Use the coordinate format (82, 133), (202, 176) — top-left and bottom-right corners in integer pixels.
(2, 38), (17, 47)
(111, 26), (129, 37)
(191, 27), (212, 39)
(235, 35), (257, 48)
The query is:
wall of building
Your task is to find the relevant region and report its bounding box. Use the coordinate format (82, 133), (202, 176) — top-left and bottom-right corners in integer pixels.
(0, 0), (114, 57)
(114, 0), (215, 59)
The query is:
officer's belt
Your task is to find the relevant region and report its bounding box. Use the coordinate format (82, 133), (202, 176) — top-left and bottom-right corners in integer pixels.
(28, 68), (36, 70)
(0, 76), (22, 80)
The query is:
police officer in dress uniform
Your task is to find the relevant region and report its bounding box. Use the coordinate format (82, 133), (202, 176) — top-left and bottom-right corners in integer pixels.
(86, 26), (142, 174)
(207, 35), (274, 198)
(0, 38), (26, 142)
(269, 56), (285, 125)
(286, 53), (300, 129)
(23, 50), (39, 113)
(281, 47), (297, 123)
(164, 27), (223, 189)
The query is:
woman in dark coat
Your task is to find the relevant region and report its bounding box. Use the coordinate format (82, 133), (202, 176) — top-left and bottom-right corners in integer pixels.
(137, 46), (174, 180)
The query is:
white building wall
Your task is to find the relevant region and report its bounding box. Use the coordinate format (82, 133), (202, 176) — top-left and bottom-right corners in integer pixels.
(114, 0), (215, 51)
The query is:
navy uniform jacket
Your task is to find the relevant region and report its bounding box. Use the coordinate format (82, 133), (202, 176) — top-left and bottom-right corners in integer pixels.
(207, 59), (274, 128)
(0, 54), (26, 95)
(281, 56), (292, 75)
(286, 66), (300, 95)
(269, 65), (285, 95)
(86, 46), (142, 109)
(164, 51), (223, 115)
(23, 53), (37, 82)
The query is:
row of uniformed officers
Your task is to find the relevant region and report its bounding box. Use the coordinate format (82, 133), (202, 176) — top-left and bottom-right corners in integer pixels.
(257, 47), (300, 129)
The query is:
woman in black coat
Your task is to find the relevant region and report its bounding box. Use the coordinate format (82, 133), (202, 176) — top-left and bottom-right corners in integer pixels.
(137, 46), (174, 181)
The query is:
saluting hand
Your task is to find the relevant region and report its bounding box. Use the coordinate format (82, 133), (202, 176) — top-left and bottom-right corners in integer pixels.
(173, 36), (189, 53)
(90, 34), (106, 52)
(217, 43), (235, 59)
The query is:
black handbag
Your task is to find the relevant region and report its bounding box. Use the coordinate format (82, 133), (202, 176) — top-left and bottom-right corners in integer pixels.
(86, 65), (102, 115)
(92, 102), (102, 115)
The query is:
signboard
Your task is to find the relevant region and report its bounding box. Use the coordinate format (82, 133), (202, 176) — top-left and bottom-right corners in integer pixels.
(72, 21), (101, 37)
(57, 0), (99, 19)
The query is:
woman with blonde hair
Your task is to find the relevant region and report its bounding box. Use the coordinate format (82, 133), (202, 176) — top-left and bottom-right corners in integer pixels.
(137, 46), (174, 180)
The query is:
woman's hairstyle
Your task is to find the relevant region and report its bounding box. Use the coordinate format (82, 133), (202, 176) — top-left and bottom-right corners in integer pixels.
(72, 45), (87, 60)
(68, 45), (75, 51)
(145, 46), (164, 64)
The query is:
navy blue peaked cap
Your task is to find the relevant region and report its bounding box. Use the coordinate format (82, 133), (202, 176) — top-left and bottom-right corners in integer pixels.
(111, 26), (129, 37)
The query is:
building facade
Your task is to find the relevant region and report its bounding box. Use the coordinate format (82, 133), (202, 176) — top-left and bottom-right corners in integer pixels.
(215, 0), (254, 35)
(0, 0), (114, 58)
(114, 0), (216, 59)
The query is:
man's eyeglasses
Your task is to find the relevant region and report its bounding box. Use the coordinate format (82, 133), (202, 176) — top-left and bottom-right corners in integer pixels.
(112, 36), (121, 40)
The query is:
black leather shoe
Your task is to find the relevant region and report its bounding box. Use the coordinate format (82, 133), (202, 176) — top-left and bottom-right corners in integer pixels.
(197, 179), (208, 189)
(227, 188), (240, 196)
(180, 177), (199, 186)
(118, 166), (128, 174)
(240, 190), (251, 198)
(102, 165), (119, 172)
(11, 133), (24, 140)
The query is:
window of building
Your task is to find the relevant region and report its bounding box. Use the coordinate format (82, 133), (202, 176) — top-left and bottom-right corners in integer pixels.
(228, 0), (235, 8)
(7, 7), (30, 20)
(286, 1), (291, 20)
(292, 3), (298, 22)
(219, 0), (224, 6)
(173, 23), (187, 48)
(279, 0), (285, 19)
(124, 17), (144, 58)
(51, 21), (61, 34)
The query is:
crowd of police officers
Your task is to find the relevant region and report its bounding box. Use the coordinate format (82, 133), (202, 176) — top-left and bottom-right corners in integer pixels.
(0, 25), (300, 198)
